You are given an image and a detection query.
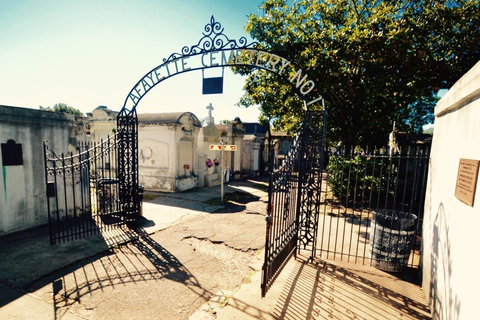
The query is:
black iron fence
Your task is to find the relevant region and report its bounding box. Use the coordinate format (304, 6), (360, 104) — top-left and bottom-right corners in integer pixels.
(44, 134), (127, 245)
(314, 146), (429, 270)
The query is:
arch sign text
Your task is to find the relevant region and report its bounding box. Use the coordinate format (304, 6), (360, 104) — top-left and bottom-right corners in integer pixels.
(123, 16), (323, 113)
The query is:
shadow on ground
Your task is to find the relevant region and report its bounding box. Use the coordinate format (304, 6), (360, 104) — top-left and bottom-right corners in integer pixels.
(21, 229), (208, 319)
(212, 193), (261, 214)
(19, 228), (267, 319)
(273, 257), (431, 320)
(143, 181), (266, 214)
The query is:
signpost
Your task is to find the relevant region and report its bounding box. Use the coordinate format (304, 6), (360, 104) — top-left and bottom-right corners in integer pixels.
(210, 144), (237, 202)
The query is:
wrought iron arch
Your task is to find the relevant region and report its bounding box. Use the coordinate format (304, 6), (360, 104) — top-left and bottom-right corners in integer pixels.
(117, 16), (327, 296)
(120, 16), (324, 115)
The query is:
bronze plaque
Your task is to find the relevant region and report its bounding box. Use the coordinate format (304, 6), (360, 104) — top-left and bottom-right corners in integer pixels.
(455, 158), (480, 207)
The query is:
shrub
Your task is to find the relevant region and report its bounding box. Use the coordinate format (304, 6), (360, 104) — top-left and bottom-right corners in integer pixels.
(327, 152), (398, 208)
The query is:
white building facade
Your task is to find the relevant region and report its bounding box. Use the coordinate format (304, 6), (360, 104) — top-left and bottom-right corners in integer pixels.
(422, 61), (480, 320)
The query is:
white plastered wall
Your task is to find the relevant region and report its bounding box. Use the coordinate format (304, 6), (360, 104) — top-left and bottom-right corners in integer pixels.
(0, 106), (83, 234)
(422, 61), (480, 320)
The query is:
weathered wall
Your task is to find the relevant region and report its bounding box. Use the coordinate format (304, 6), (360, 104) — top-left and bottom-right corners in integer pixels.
(242, 135), (261, 177)
(422, 61), (480, 320)
(87, 106), (118, 142)
(224, 121), (244, 173)
(174, 114), (200, 191)
(138, 125), (177, 192)
(200, 122), (222, 187)
(138, 113), (200, 192)
(0, 105), (85, 234)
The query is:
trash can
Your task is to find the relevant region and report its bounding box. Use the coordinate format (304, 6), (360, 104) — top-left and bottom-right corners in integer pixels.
(369, 210), (417, 272)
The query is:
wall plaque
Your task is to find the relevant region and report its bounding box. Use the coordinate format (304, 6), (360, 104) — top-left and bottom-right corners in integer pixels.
(455, 158), (480, 207)
(1, 139), (23, 166)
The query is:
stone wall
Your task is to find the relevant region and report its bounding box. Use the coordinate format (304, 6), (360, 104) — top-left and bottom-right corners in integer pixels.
(422, 61), (480, 320)
(0, 105), (85, 234)
(86, 106), (118, 142)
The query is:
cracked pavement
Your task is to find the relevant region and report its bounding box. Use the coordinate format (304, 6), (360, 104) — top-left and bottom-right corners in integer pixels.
(0, 179), (268, 320)
(0, 178), (433, 320)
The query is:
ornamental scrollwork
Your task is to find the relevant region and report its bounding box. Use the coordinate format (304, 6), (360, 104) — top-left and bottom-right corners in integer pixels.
(164, 16), (258, 63)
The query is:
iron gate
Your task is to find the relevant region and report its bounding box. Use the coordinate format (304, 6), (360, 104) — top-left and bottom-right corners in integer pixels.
(261, 110), (326, 297)
(40, 17), (327, 294)
(43, 134), (135, 245)
(261, 117), (429, 295)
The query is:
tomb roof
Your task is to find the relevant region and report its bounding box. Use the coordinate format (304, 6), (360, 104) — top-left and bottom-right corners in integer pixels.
(137, 112), (201, 127)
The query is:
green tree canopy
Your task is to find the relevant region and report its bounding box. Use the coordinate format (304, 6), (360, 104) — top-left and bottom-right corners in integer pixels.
(239, 0), (480, 146)
(40, 103), (83, 116)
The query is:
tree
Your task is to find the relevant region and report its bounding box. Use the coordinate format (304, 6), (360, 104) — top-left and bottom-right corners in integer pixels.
(239, 0), (480, 146)
(39, 103), (83, 116)
(398, 95), (438, 134)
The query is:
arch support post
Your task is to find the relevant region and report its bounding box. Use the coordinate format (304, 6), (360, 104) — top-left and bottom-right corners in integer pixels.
(117, 109), (140, 229)
(296, 110), (327, 259)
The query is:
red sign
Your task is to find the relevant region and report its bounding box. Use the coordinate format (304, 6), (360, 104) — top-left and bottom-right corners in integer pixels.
(209, 145), (237, 151)
(224, 145), (237, 151)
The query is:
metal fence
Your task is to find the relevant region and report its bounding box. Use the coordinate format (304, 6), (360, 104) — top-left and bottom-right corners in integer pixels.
(262, 110), (326, 296)
(313, 146), (429, 270)
(262, 132), (302, 296)
(44, 135), (126, 245)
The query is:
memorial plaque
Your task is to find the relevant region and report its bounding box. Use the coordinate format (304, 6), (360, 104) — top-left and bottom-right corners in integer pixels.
(1, 140), (23, 166)
(455, 158), (480, 207)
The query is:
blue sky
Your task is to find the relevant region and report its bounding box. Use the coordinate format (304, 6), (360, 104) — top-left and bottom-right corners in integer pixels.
(0, 0), (264, 122)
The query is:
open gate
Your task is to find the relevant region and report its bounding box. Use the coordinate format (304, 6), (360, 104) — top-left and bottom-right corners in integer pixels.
(43, 134), (136, 245)
(42, 17), (327, 295)
(261, 110), (326, 297)
(261, 116), (429, 296)
(38, 16), (431, 302)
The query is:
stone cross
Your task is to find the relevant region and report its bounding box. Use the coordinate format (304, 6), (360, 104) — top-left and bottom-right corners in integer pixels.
(205, 103), (214, 125)
(206, 103), (214, 117)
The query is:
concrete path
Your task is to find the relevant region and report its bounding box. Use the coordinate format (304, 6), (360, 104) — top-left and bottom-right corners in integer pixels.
(0, 283), (86, 320)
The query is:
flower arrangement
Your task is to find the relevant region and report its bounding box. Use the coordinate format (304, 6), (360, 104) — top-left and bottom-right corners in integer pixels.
(206, 159), (214, 168)
(213, 158), (220, 166)
(183, 164), (190, 170)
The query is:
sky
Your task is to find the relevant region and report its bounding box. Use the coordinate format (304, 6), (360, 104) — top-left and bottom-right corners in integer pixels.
(0, 0), (265, 122)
